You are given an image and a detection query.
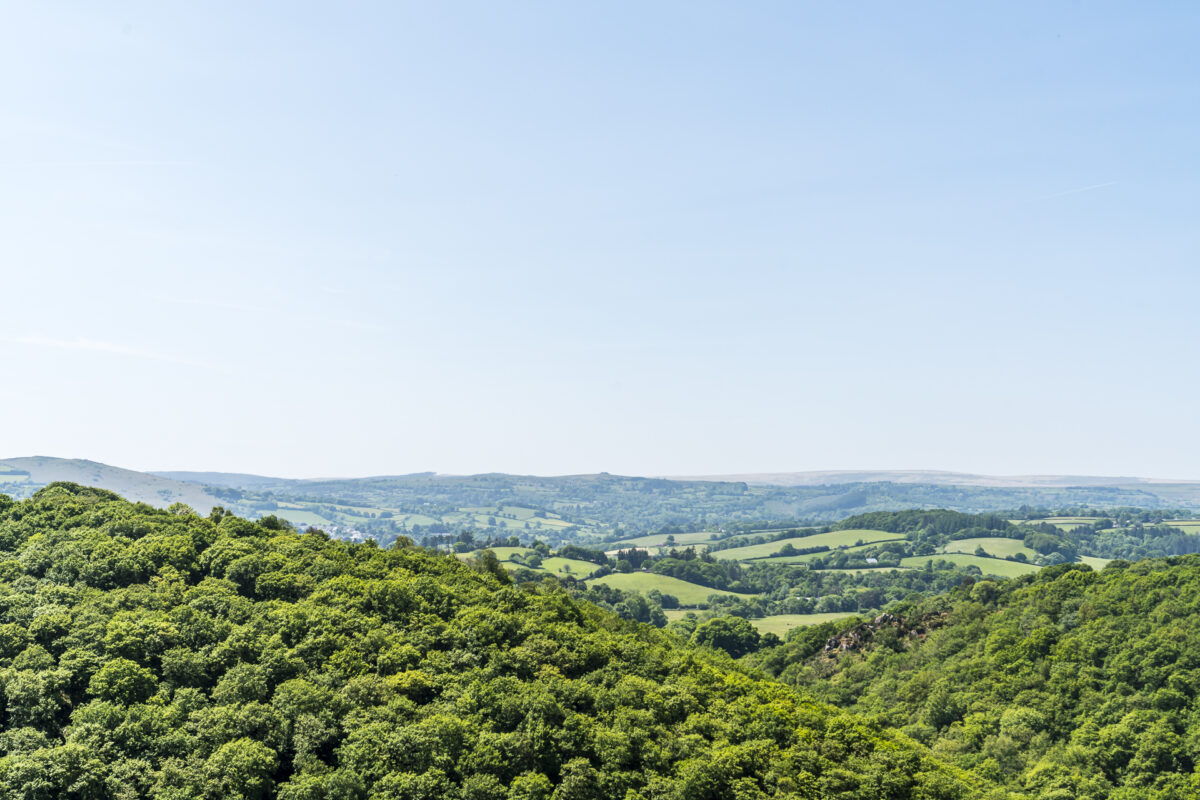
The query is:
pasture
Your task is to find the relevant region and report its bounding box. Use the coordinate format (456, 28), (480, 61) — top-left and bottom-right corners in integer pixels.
(539, 557), (602, 578)
(394, 513), (442, 527)
(588, 572), (757, 605)
(714, 529), (903, 561)
(751, 613), (863, 636)
(607, 531), (722, 550)
(1022, 516), (1102, 532)
(767, 542), (896, 564)
(810, 566), (909, 574)
(461, 548), (600, 578)
(899, 553), (1040, 578)
(942, 537), (1037, 560)
(480, 546), (534, 560)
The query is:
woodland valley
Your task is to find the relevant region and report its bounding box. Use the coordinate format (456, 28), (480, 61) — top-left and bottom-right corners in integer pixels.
(0, 465), (1197, 798)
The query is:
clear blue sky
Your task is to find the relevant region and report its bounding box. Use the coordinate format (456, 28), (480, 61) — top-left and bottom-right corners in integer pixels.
(2, 2), (1198, 479)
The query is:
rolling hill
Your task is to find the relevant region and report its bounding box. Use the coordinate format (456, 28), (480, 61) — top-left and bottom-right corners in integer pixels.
(0, 456), (226, 511)
(10, 458), (1200, 551)
(0, 483), (997, 799)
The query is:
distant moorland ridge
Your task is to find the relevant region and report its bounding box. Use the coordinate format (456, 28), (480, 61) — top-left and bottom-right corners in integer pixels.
(667, 469), (1200, 488)
(5, 458), (1200, 546)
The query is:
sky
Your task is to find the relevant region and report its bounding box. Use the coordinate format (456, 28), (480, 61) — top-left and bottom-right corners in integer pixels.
(2, 2), (1199, 479)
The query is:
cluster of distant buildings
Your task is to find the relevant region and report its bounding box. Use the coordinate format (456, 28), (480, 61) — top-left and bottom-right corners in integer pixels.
(300, 524), (367, 542)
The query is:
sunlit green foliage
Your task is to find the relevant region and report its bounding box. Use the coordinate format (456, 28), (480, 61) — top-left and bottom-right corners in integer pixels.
(0, 483), (996, 799)
(756, 559), (1200, 799)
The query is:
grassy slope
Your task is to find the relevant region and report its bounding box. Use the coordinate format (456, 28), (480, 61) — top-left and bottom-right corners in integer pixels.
(588, 572), (758, 605)
(767, 542), (894, 564)
(899, 553), (1040, 578)
(941, 537), (1038, 559)
(480, 546), (534, 560)
(751, 613), (863, 636)
(606, 530), (723, 549)
(538, 556), (602, 578)
(713, 529), (902, 560)
(464, 549), (603, 579)
(811, 566), (911, 574)
(1023, 516), (1102, 532)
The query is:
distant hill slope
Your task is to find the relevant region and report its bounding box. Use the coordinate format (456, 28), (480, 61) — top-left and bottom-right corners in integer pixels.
(151, 470), (288, 489)
(668, 469), (1200, 488)
(8, 458), (1200, 543)
(0, 456), (226, 511)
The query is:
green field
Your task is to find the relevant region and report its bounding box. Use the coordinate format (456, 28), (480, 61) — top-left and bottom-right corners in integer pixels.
(810, 566), (909, 574)
(1022, 516), (1102, 532)
(461, 507), (577, 531)
(588, 572), (757, 605)
(767, 542), (894, 564)
(539, 557), (602, 578)
(1079, 555), (1112, 570)
(479, 546), (534, 560)
(461, 549), (601, 579)
(751, 613), (863, 636)
(714, 529), (903, 561)
(390, 513), (440, 527)
(899, 553), (1040, 578)
(530, 517), (574, 529)
(607, 531), (722, 550)
(941, 537), (1037, 560)
(462, 505), (546, 521)
(434, 505), (586, 534)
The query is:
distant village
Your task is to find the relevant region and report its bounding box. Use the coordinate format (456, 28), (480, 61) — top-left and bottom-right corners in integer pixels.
(300, 524), (368, 542)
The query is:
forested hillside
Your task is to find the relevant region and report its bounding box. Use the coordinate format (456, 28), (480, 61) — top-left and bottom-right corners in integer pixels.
(753, 559), (1200, 799)
(0, 484), (999, 799)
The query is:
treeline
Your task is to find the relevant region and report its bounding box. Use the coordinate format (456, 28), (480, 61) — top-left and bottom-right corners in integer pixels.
(833, 510), (1013, 535)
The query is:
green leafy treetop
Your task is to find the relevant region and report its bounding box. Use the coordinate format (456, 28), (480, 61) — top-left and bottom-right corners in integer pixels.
(0, 483), (1001, 799)
(754, 561), (1200, 799)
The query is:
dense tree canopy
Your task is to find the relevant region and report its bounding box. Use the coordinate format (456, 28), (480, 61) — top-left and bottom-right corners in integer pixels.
(0, 484), (999, 799)
(753, 559), (1200, 799)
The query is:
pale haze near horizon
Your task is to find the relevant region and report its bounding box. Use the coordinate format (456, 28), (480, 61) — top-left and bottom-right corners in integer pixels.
(2, 3), (1198, 480)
